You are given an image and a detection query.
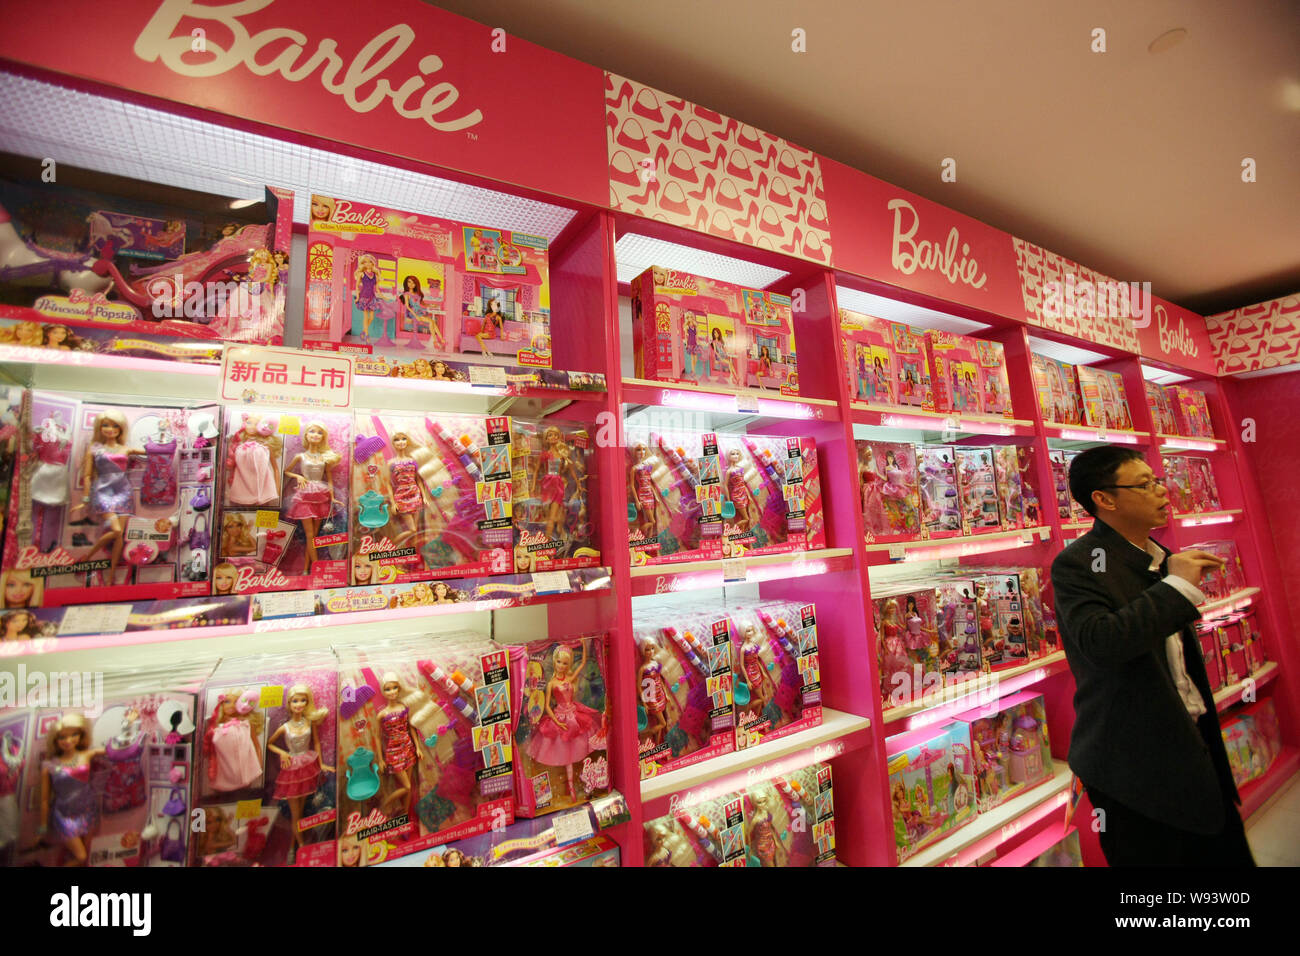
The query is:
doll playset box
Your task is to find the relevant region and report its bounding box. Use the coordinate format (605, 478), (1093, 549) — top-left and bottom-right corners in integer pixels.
(839, 309), (898, 404)
(0, 175), (292, 347)
(350, 412), (515, 583)
(1030, 354), (1083, 425)
(890, 322), (937, 410)
(887, 727), (976, 862)
(927, 331), (984, 416)
(1172, 386), (1216, 438)
(1221, 699), (1281, 788)
(716, 433), (823, 559)
(1191, 538), (1246, 601)
(1145, 382), (1179, 435)
(916, 444), (962, 539)
(950, 691), (1053, 813)
(975, 339), (1013, 418)
(191, 653), (338, 867)
(3, 391), (220, 607)
(303, 195), (551, 368)
(955, 446), (1003, 534)
(858, 439), (922, 544)
(634, 606), (736, 778)
(631, 265), (798, 395)
(335, 635), (514, 866)
(507, 634), (611, 818)
(216, 408), (351, 597)
(1075, 366), (1134, 431)
(625, 427), (725, 566)
(729, 601), (822, 751)
(511, 420), (600, 572)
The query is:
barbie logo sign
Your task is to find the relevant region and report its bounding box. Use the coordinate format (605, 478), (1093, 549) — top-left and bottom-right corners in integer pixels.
(888, 199), (988, 290)
(133, 0), (485, 132)
(1155, 305), (1200, 358)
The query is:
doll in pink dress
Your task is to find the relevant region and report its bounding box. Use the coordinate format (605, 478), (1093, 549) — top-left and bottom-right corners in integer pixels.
(879, 598), (910, 700)
(724, 447), (761, 532)
(629, 443), (670, 542)
(526, 644), (599, 800)
(373, 673), (424, 817)
(226, 413), (281, 507)
(267, 684), (333, 864)
(284, 422), (341, 573)
(534, 427), (575, 539)
(204, 690), (264, 793)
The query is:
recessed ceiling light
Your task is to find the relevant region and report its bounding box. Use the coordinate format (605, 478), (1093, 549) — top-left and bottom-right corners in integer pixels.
(1148, 28), (1188, 54)
(228, 198), (259, 209)
(1281, 79), (1300, 112)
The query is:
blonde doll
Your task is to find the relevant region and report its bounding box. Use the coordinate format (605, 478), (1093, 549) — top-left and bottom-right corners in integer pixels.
(198, 804), (237, 858)
(221, 513), (256, 557)
(33, 713), (104, 865)
(384, 430), (439, 546)
(284, 422), (341, 572)
(212, 562), (237, 596)
(373, 672), (426, 816)
(1, 568), (41, 608)
(225, 412), (282, 507)
(309, 195), (336, 224)
(267, 684), (333, 863)
(203, 689), (264, 793)
(533, 427), (575, 538)
(76, 409), (143, 585)
(354, 253), (381, 340)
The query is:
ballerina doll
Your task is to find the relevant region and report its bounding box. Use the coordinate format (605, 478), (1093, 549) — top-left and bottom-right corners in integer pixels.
(527, 644), (599, 801)
(267, 684), (334, 864)
(637, 636), (681, 749)
(225, 413), (282, 508)
(746, 787), (789, 867)
(354, 254), (381, 341)
(533, 427), (576, 540)
(372, 672), (425, 817)
(723, 447), (761, 533)
(76, 409), (143, 586)
(33, 713), (104, 865)
(284, 422), (341, 573)
(203, 690), (264, 794)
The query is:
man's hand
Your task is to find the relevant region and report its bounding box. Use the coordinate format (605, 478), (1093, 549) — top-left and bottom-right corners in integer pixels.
(1168, 549), (1226, 587)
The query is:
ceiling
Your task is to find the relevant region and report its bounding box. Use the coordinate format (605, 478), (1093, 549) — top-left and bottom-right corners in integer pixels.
(423, 0), (1300, 316)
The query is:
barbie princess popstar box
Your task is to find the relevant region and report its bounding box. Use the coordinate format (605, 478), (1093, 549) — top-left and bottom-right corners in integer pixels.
(215, 408), (350, 597)
(2, 392), (220, 608)
(927, 331), (983, 415)
(625, 426), (724, 567)
(950, 690), (1053, 813)
(890, 323), (936, 410)
(507, 634), (610, 818)
(350, 412), (515, 584)
(335, 635), (514, 866)
(887, 727), (976, 862)
(716, 433), (824, 559)
(510, 420), (599, 573)
(839, 309), (898, 404)
(303, 195), (551, 368)
(858, 439), (922, 544)
(729, 601), (822, 751)
(631, 266), (799, 395)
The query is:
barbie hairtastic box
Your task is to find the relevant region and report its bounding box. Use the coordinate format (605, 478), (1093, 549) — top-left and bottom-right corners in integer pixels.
(302, 195), (551, 368)
(2, 391), (221, 606)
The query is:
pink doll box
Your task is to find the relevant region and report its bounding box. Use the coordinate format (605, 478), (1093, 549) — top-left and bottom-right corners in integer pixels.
(1238, 699), (1281, 775)
(1048, 450), (1071, 520)
(335, 641), (515, 866)
(975, 339), (1013, 418)
(889, 322), (937, 410)
(0, 175), (293, 345)
(717, 434), (824, 559)
(350, 412), (515, 584)
(1198, 622), (1224, 692)
(631, 266), (745, 389)
(973, 572), (1028, 667)
(1145, 382), (1179, 436)
(1062, 450), (1090, 523)
(636, 614), (736, 779)
(1014, 566), (1052, 660)
(1073, 365), (1106, 428)
(787, 763), (837, 865)
(511, 834), (621, 867)
(1017, 445), (1044, 528)
(858, 439), (922, 544)
(738, 288), (799, 394)
(626, 427), (724, 567)
(1239, 611), (1266, 674)
(507, 634), (611, 818)
(1214, 620), (1245, 686)
(1097, 369), (1135, 431)
(934, 579), (982, 683)
(1161, 455), (1194, 513)
(839, 309), (898, 404)
(926, 331), (983, 415)
(644, 793), (746, 866)
(731, 602), (822, 751)
(991, 444), (1024, 530)
(1029, 354), (1054, 423)
(951, 690), (1053, 813)
(741, 764), (836, 867)
(16, 693), (197, 868)
(1219, 716), (1252, 787)
(303, 195), (551, 368)
(876, 588), (942, 707)
(917, 444), (963, 540)
(1173, 386), (1215, 438)
(1032, 355), (1083, 425)
(954, 446), (1003, 534)
(511, 420), (599, 573)
(1185, 457), (1221, 513)
(216, 408), (351, 596)
(3, 393), (221, 607)
(1191, 539), (1244, 601)
(887, 728), (976, 862)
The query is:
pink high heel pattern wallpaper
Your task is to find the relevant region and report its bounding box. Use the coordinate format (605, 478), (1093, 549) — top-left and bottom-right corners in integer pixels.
(1206, 292), (1300, 375)
(605, 73), (833, 265)
(1011, 236), (1140, 353)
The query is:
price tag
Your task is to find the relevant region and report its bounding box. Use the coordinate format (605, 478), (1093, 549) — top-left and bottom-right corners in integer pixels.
(530, 571), (571, 595)
(552, 807), (596, 847)
(255, 509), (281, 529)
(277, 415), (301, 436)
(253, 589), (317, 619)
(734, 393), (761, 414)
(468, 365), (508, 387)
(888, 544), (906, 560)
(1021, 530), (1034, 544)
(722, 558), (747, 583)
(235, 799), (263, 820)
(258, 685), (284, 709)
(56, 603), (132, 636)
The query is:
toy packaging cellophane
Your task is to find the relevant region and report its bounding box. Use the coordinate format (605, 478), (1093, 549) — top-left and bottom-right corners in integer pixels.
(991, 444), (1024, 530)
(508, 634), (610, 818)
(917, 445), (962, 540)
(934, 579), (982, 682)
(1030, 354), (1083, 425)
(1027, 830), (1083, 867)
(635, 607), (735, 778)
(3, 392), (220, 607)
(626, 427), (723, 566)
(350, 413), (515, 583)
(954, 446), (1002, 534)
(13, 666), (204, 867)
(1185, 457), (1221, 513)
(858, 439), (922, 543)
(1173, 386), (1215, 438)
(0, 176), (293, 347)
(192, 653), (337, 866)
(840, 309), (897, 404)
(889, 322), (936, 410)
(335, 635), (514, 867)
(877, 586), (944, 705)
(717, 433), (823, 559)
(644, 792), (747, 866)
(950, 690), (1053, 813)
(1145, 381), (1179, 435)
(303, 195), (551, 368)
(631, 266), (799, 395)
(972, 571), (1028, 666)
(927, 331), (983, 415)
(1161, 455), (1194, 513)
(511, 420), (599, 572)
(741, 764), (836, 866)
(975, 339), (1013, 418)
(887, 727), (976, 862)
(216, 408), (350, 596)
(729, 601), (822, 751)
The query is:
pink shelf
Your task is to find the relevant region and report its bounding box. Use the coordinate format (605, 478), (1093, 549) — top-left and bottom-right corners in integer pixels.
(628, 548), (854, 597)
(1214, 661), (1280, 713)
(621, 377), (839, 422)
(1173, 509), (1241, 528)
(988, 824), (1078, 868)
(1044, 422), (1149, 445)
(1156, 433), (1228, 453)
(1240, 746), (1300, 820)
(850, 401), (1036, 438)
(862, 526), (1051, 566)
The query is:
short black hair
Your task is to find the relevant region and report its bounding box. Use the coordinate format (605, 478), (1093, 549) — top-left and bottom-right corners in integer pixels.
(1068, 445), (1145, 517)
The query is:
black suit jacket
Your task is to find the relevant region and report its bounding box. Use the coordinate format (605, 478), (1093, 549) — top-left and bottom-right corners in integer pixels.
(1050, 519), (1240, 834)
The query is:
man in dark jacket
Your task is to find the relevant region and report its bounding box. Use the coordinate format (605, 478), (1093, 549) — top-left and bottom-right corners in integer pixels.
(1050, 445), (1253, 865)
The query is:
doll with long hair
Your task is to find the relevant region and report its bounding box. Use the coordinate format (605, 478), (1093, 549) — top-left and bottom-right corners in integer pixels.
(383, 430), (441, 547)
(746, 786), (788, 867)
(534, 427), (576, 539)
(77, 409), (143, 585)
(221, 513), (256, 557)
(226, 412), (282, 507)
(1, 609), (40, 641)
(34, 713), (104, 865)
(475, 294), (505, 354)
(526, 643), (599, 801)
(267, 683), (334, 863)
(284, 422), (341, 573)
(1, 568), (41, 609)
(637, 636), (681, 749)
(372, 672), (426, 817)
(203, 689), (264, 793)
(399, 275), (445, 350)
(708, 326), (736, 385)
(723, 446), (761, 533)
(354, 253), (381, 340)
(628, 442), (671, 542)
(735, 623), (778, 724)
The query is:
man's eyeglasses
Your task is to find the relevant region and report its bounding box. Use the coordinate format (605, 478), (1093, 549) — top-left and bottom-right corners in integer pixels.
(1099, 477), (1164, 494)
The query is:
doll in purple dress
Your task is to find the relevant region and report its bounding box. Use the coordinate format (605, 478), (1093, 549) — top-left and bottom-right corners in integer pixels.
(77, 410), (143, 586)
(34, 713), (104, 866)
(354, 253), (381, 340)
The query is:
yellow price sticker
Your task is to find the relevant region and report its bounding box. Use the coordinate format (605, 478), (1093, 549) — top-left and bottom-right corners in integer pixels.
(259, 685), (284, 709)
(255, 510), (281, 529)
(278, 416), (301, 435)
(235, 799), (262, 820)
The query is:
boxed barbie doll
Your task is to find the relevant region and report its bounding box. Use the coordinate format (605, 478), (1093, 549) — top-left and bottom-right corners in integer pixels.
(1145, 381), (1179, 435)
(741, 763), (836, 867)
(890, 322), (936, 410)
(887, 727), (976, 862)
(625, 427), (724, 566)
(1161, 455), (1194, 513)
(644, 792), (747, 866)
(1185, 457), (1221, 513)
(876, 586), (941, 705)
(729, 601), (822, 751)
(954, 446), (1003, 533)
(1030, 354), (1083, 425)
(510, 420), (599, 572)
(975, 338), (1013, 418)
(950, 690), (1053, 813)
(917, 445), (962, 539)
(717, 433), (824, 559)
(927, 331), (982, 415)
(858, 439), (922, 543)
(992, 444), (1024, 530)
(1172, 386), (1215, 438)
(839, 309), (897, 404)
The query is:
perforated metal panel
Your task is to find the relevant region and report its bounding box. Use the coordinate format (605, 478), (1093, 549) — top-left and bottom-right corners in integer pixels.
(835, 287), (990, 333)
(614, 232), (788, 288)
